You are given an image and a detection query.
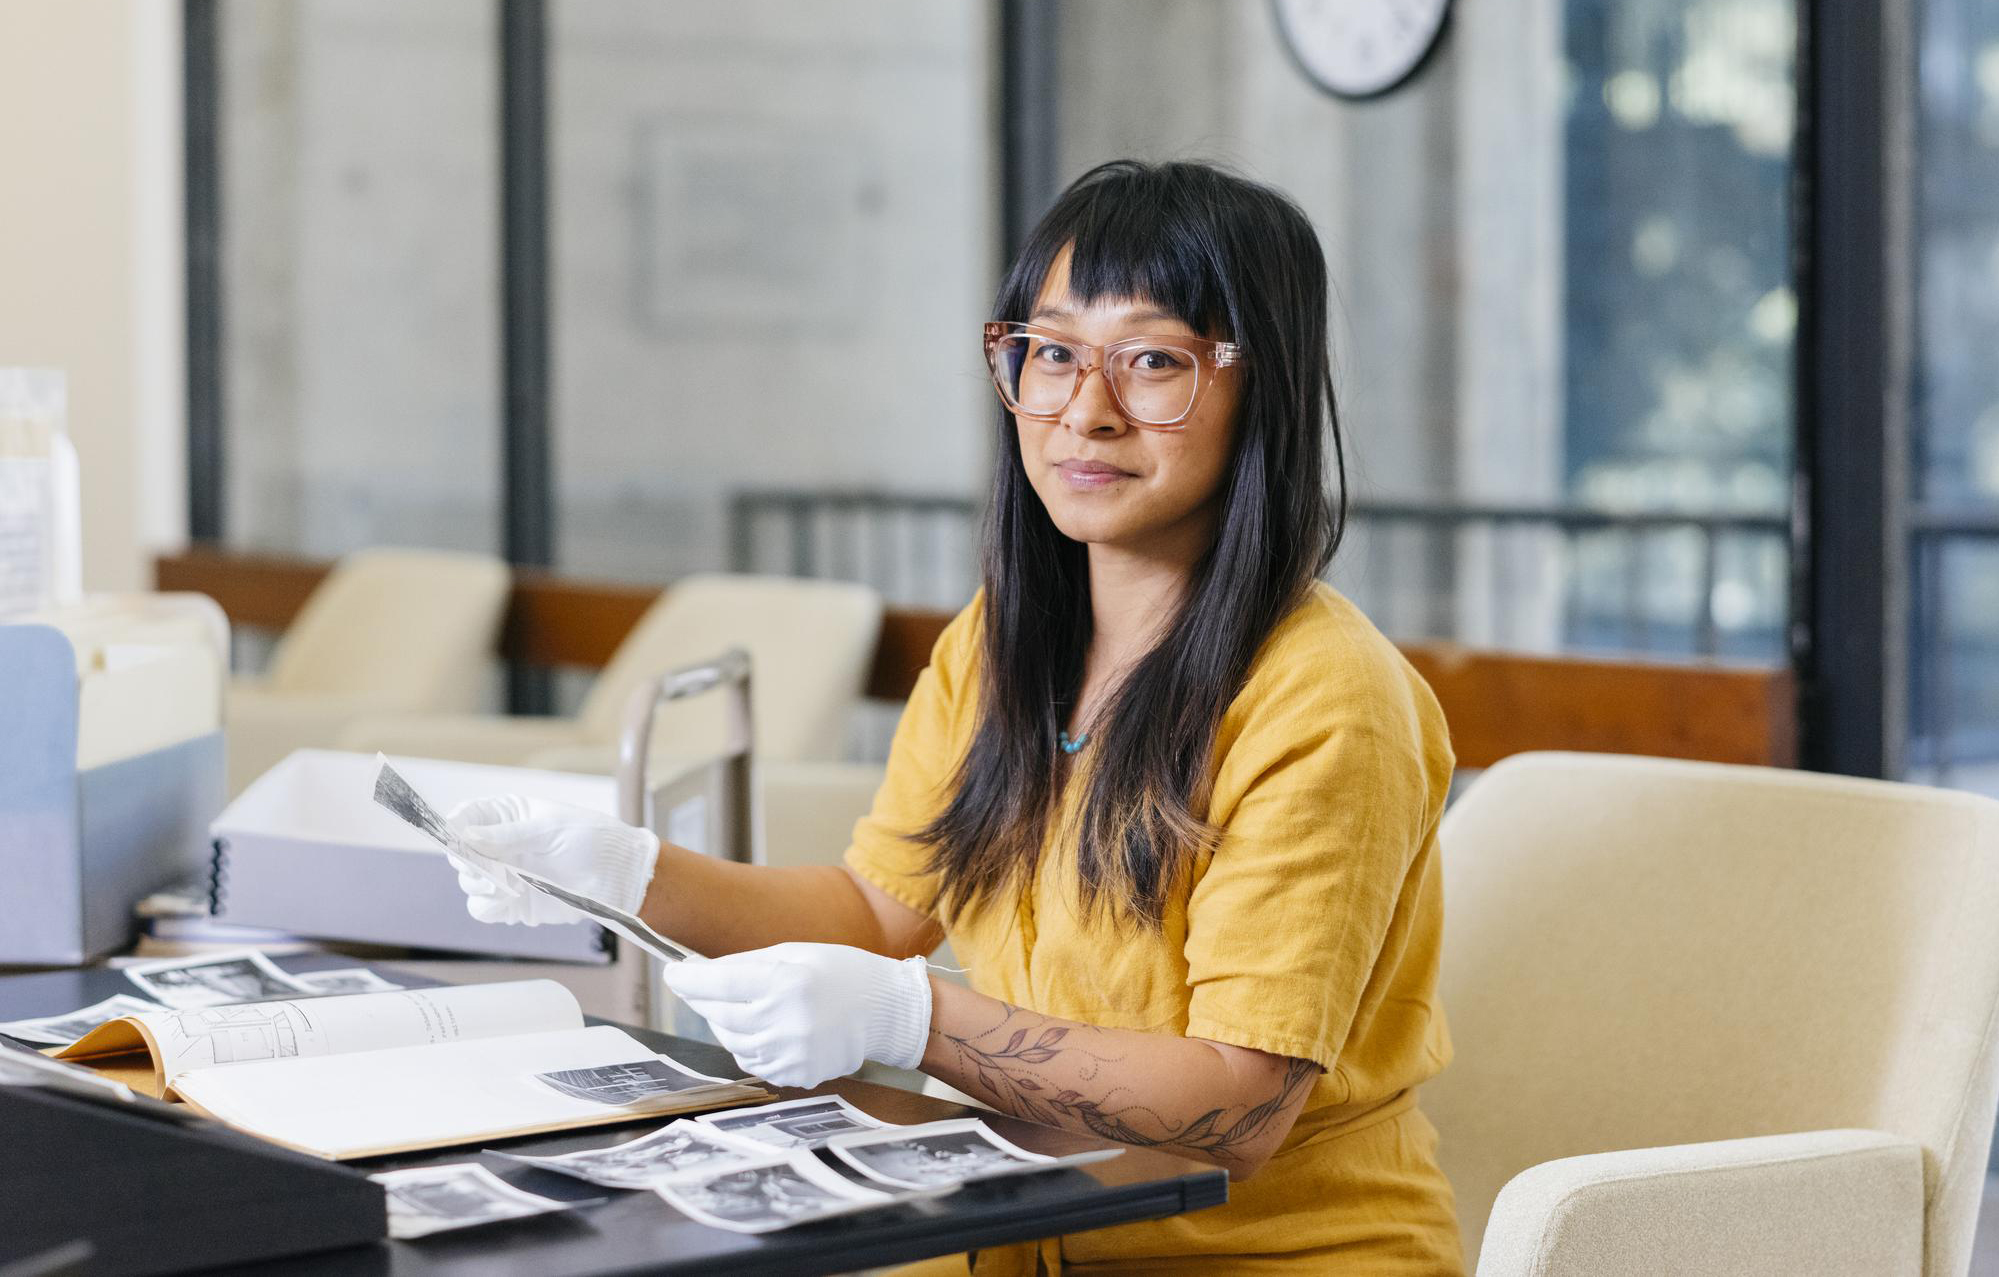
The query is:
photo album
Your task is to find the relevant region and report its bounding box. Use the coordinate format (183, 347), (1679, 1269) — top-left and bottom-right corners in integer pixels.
(48, 970), (768, 1159)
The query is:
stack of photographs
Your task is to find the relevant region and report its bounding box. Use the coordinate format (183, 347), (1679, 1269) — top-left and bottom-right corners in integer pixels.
(486, 1094), (1123, 1236)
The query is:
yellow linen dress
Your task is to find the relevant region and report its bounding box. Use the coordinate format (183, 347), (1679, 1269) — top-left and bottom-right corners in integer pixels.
(846, 582), (1463, 1274)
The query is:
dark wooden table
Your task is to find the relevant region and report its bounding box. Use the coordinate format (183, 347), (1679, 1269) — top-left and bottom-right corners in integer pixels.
(0, 956), (1228, 1276)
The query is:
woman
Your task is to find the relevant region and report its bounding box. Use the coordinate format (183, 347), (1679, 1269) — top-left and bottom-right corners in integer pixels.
(450, 160), (1461, 1273)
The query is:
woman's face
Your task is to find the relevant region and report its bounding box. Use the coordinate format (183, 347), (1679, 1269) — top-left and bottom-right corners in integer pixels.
(1012, 248), (1240, 558)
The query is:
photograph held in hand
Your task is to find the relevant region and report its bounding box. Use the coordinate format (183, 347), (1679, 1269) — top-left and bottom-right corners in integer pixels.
(369, 757), (697, 962)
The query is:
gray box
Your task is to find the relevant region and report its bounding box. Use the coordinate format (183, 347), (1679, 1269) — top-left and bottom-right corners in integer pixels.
(209, 750), (611, 963)
(0, 625), (222, 965)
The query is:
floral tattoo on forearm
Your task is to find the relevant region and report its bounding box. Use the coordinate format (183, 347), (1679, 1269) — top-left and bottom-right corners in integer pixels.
(931, 1003), (1317, 1162)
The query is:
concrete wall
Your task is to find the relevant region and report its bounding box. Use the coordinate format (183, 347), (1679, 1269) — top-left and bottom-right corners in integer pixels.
(216, 0), (992, 594)
(1052, 0), (1566, 647)
(0, 0), (185, 593)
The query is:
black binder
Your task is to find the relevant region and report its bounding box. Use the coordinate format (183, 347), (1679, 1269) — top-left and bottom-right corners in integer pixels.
(0, 1085), (386, 1276)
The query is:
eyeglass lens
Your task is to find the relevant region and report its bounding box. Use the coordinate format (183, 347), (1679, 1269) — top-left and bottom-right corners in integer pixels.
(991, 334), (1200, 425)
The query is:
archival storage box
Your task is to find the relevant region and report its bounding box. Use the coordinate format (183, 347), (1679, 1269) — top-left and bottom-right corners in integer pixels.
(209, 750), (612, 963)
(0, 601), (228, 964)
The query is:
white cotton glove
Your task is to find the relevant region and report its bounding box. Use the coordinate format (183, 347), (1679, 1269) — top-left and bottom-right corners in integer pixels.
(660, 943), (933, 1089)
(443, 795), (659, 927)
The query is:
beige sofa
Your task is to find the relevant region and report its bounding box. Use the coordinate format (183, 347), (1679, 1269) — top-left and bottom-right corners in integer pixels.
(223, 547), (510, 795)
(337, 573), (884, 771)
(1430, 752), (1999, 1276)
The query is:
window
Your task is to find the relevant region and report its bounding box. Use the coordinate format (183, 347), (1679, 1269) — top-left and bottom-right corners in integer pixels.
(215, 0), (502, 558)
(1044, 0), (1793, 659)
(1908, 0), (1999, 796)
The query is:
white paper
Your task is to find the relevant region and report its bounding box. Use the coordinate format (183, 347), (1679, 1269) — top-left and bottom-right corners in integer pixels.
(170, 1023), (755, 1159)
(372, 1163), (588, 1240)
(654, 1150), (900, 1234)
(826, 1118), (1122, 1190)
(0, 370), (74, 618)
(119, 980), (582, 1083)
(0, 994), (163, 1046)
(124, 949), (319, 1008)
(489, 1118), (769, 1188)
(695, 1094), (891, 1150)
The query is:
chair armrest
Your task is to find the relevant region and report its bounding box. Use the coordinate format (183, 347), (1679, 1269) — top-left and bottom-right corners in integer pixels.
(1475, 1129), (1924, 1277)
(333, 714), (589, 766)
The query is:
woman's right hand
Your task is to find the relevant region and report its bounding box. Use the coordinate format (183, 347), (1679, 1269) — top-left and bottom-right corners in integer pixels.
(444, 795), (660, 926)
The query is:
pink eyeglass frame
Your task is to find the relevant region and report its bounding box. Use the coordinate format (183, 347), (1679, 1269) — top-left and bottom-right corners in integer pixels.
(982, 320), (1247, 429)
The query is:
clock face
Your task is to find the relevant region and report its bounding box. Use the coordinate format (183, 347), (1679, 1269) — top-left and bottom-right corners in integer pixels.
(1272, 0), (1452, 100)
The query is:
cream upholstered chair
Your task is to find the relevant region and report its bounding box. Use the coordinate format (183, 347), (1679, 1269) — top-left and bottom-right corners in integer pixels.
(1427, 752), (1999, 1276)
(756, 760), (888, 868)
(338, 573), (884, 770)
(224, 548), (510, 795)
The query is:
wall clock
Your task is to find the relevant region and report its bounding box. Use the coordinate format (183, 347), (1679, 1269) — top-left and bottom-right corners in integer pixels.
(1271, 0), (1453, 101)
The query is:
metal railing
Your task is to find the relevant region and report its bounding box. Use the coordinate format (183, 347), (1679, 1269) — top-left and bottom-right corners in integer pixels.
(727, 487), (1999, 786)
(728, 487), (1791, 654)
(1335, 498), (1789, 659)
(1908, 504), (1999, 786)
(729, 489), (983, 611)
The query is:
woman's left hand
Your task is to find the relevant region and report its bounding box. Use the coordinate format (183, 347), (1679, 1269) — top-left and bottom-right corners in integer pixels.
(661, 942), (933, 1089)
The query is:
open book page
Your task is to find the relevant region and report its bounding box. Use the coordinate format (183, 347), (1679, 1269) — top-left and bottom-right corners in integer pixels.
(169, 1023), (766, 1160)
(58, 979), (582, 1096)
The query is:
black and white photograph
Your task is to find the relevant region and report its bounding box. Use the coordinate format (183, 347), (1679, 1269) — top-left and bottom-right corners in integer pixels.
(827, 1119), (1121, 1190)
(491, 1119), (763, 1188)
(294, 968), (404, 996)
(371, 1163), (583, 1240)
(124, 950), (317, 1009)
(534, 1056), (728, 1106)
(696, 1095), (889, 1150)
(653, 1153), (890, 1234)
(0, 994), (160, 1046)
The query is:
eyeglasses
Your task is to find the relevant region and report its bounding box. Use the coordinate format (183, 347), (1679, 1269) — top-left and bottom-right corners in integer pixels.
(982, 321), (1245, 429)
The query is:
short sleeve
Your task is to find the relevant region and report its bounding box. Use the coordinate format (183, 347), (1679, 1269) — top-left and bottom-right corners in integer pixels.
(1182, 653), (1452, 1076)
(842, 597), (985, 917)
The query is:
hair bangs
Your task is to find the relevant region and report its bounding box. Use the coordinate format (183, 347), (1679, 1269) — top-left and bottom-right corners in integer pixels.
(1003, 166), (1236, 340)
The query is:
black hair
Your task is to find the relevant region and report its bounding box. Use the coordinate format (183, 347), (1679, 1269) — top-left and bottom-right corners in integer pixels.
(917, 159), (1345, 927)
